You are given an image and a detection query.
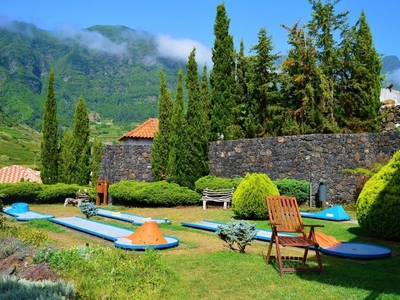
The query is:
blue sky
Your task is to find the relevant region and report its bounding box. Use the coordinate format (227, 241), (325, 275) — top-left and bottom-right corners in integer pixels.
(1, 0), (399, 67)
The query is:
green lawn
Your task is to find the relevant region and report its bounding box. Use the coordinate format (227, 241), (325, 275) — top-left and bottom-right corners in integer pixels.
(3, 204), (400, 299)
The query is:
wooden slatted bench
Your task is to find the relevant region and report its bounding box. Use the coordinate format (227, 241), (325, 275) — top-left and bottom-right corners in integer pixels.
(201, 188), (234, 210)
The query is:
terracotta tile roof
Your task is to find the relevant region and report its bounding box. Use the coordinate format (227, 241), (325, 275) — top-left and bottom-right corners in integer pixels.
(0, 165), (42, 183)
(118, 118), (159, 141)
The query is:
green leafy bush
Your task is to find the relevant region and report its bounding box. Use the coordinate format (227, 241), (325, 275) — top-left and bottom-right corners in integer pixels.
(216, 219), (257, 253)
(40, 245), (169, 299)
(356, 150), (400, 239)
(80, 202), (98, 219)
(109, 180), (201, 206)
(0, 182), (42, 204)
(194, 175), (242, 194)
(273, 178), (309, 204)
(232, 173), (279, 220)
(36, 183), (83, 204)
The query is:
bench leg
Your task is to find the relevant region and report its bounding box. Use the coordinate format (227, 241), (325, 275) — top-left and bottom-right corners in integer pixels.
(203, 200), (206, 210)
(223, 202), (227, 210)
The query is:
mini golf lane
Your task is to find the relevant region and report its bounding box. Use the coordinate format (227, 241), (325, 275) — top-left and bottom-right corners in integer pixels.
(96, 208), (171, 225)
(50, 216), (179, 250)
(181, 220), (391, 259)
(2, 202), (54, 221)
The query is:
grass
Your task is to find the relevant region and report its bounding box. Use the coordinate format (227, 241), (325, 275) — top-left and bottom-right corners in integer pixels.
(3, 204), (400, 299)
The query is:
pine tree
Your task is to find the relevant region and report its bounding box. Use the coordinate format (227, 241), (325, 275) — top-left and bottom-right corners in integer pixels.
(40, 69), (59, 184)
(166, 69), (188, 186)
(185, 48), (209, 188)
(210, 3), (236, 140)
(72, 96), (90, 185)
(151, 70), (173, 181)
(307, 0), (348, 128)
(58, 130), (75, 184)
(280, 21), (330, 134)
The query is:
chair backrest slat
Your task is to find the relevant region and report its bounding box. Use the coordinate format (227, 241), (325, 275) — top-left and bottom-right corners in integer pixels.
(266, 196), (305, 234)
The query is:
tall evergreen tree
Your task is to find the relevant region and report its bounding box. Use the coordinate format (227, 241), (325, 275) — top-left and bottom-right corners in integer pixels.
(337, 11), (382, 132)
(210, 3), (236, 140)
(40, 69), (59, 184)
(185, 48), (209, 188)
(166, 69), (188, 186)
(307, 0), (348, 127)
(90, 137), (103, 186)
(249, 27), (282, 136)
(280, 21), (331, 134)
(151, 70), (173, 181)
(72, 96), (90, 185)
(58, 130), (75, 184)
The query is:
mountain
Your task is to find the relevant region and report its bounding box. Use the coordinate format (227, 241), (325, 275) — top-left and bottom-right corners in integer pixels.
(1, 21), (399, 131)
(0, 21), (185, 130)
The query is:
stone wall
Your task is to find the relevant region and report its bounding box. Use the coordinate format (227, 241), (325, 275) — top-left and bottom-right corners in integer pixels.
(208, 132), (400, 205)
(100, 145), (153, 184)
(380, 105), (400, 131)
(100, 132), (400, 206)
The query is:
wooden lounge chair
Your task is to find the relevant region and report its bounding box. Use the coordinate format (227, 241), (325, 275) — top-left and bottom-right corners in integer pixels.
(265, 195), (324, 276)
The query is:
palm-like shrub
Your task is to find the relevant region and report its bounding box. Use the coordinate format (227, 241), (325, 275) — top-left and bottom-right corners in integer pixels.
(232, 173), (279, 219)
(356, 150), (400, 239)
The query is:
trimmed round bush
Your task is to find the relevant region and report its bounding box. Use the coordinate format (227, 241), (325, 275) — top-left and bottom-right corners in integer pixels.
(36, 183), (85, 204)
(356, 150), (400, 240)
(194, 175), (242, 194)
(232, 173), (279, 220)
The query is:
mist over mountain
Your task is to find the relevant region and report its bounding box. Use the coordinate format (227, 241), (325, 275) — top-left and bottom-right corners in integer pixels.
(0, 21), (194, 130)
(0, 20), (399, 131)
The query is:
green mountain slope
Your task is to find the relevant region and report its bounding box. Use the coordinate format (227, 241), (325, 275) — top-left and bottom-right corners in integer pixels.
(0, 22), (184, 131)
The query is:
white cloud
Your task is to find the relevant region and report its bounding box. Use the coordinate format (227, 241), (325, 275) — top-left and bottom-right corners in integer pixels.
(155, 34), (212, 68)
(54, 25), (128, 55)
(387, 68), (400, 89)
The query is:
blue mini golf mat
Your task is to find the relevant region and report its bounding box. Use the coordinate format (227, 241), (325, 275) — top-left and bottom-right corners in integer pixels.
(96, 208), (171, 225)
(181, 220), (391, 259)
(2, 202), (54, 221)
(300, 205), (351, 221)
(50, 216), (179, 250)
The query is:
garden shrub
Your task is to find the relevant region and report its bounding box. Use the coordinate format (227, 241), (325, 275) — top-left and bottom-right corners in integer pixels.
(194, 175), (242, 194)
(216, 219), (257, 253)
(36, 183), (83, 204)
(109, 180), (201, 206)
(0, 182), (43, 204)
(356, 150), (400, 240)
(80, 202), (98, 219)
(0, 276), (75, 299)
(232, 173), (279, 219)
(273, 178), (309, 204)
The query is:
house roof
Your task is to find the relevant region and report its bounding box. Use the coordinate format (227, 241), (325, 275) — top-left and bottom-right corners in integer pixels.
(0, 165), (42, 183)
(118, 118), (159, 141)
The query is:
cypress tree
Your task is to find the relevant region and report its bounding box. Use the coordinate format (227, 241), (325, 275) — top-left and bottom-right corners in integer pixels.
(166, 69), (188, 186)
(72, 96), (90, 185)
(185, 48), (209, 188)
(151, 70), (173, 181)
(338, 11), (382, 132)
(40, 69), (59, 184)
(210, 3), (236, 140)
(90, 137), (103, 186)
(250, 27), (282, 136)
(58, 130), (75, 184)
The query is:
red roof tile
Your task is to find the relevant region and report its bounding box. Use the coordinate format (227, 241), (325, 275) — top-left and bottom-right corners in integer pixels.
(0, 165), (42, 183)
(118, 118), (159, 141)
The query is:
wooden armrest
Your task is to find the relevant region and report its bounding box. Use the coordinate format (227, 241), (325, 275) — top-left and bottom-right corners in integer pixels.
(304, 224), (324, 228)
